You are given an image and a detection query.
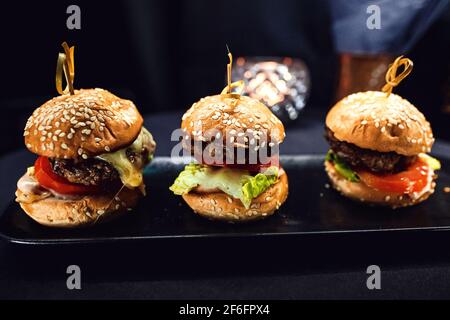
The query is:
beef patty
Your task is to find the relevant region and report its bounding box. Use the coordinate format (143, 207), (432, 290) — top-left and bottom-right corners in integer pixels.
(51, 158), (120, 186)
(325, 127), (416, 173)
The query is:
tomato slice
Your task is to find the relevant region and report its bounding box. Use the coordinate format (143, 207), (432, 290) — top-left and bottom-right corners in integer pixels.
(195, 154), (279, 172)
(357, 159), (431, 194)
(34, 156), (99, 195)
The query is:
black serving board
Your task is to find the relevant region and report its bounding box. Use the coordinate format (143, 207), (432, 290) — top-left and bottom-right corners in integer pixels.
(0, 155), (449, 245)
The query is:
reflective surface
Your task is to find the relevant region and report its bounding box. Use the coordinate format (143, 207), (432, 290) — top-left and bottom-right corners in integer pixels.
(0, 155), (449, 245)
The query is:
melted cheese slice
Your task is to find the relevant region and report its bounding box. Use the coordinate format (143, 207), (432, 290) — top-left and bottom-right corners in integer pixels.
(97, 127), (153, 188)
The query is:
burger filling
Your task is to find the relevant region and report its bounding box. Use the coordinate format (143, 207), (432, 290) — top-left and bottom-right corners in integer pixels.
(17, 128), (155, 201)
(325, 127), (441, 197)
(325, 127), (416, 173)
(170, 163), (282, 208)
(51, 158), (119, 186)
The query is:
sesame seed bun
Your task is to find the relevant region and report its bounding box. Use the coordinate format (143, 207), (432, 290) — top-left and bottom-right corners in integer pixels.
(181, 172), (288, 222)
(181, 95), (285, 147)
(326, 91), (434, 156)
(15, 185), (141, 228)
(23, 88), (143, 159)
(324, 161), (436, 208)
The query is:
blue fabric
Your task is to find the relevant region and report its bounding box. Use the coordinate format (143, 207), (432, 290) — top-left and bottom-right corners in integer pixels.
(329, 0), (449, 54)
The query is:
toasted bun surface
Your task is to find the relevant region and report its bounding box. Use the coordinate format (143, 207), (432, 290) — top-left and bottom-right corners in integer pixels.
(181, 95), (285, 147)
(181, 172), (288, 222)
(24, 88), (143, 159)
(324, 161), (435, 208)
(15, 186), (141, 228)
(326, 91), (434, 156)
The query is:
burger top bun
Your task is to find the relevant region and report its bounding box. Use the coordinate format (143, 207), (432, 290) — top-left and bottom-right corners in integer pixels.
(181, 95), (285, 146)
(326, 91), (434, 156)
(24, 88), (143, 159)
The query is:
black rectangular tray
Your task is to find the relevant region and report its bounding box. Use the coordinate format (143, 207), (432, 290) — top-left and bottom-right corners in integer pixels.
(0, 155), (449, 245)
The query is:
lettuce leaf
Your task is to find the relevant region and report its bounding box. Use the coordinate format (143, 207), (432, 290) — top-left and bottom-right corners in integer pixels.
(169, 163), (279, 208)
(241, 167), (278, 208)
(168, 163), (206, 195)
(325, 150), (360, 182)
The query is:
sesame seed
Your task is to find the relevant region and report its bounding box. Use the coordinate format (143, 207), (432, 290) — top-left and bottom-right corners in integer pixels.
(61, 143), (68, 150)
(385, 196), (391, 201)
(361, 120), (368, 125)
(82, 154), (88, 159)
(105, 146), (111, 152)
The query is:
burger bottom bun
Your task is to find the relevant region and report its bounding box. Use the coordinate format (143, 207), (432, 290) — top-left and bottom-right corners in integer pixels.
(16, 186), (142, 228)
(182, 172), (288, 222)
(324, 161), (436, 208)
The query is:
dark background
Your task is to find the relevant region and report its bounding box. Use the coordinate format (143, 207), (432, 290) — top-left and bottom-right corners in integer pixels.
(0, 0), (450, 300)
(0, 0), (449, 155)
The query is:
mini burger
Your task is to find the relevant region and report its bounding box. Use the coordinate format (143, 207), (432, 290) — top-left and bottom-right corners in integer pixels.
(15, 43), (156, 227)
(324, 58), (440, 208)
(170, 51), (288, 222)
